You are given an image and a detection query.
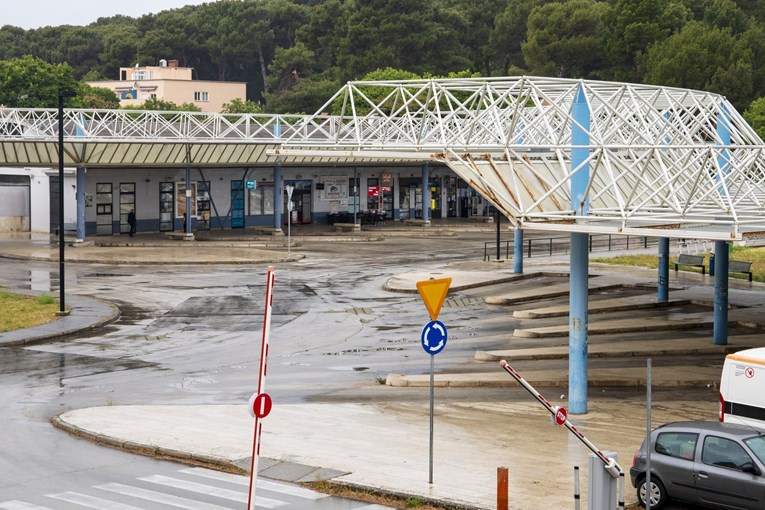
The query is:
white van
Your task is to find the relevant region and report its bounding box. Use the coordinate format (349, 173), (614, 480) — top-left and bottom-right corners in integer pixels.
(719, 347), (765, 430)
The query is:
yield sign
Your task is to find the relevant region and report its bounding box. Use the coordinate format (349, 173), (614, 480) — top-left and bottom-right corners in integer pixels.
(416, 277), (452, 321)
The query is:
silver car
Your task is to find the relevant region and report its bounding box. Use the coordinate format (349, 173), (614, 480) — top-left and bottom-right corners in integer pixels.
(630, 421), (765, 509)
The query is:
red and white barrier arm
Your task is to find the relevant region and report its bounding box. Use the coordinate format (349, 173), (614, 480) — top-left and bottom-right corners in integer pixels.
(499, 360), (623, 479)
(247, 266), (276, 510)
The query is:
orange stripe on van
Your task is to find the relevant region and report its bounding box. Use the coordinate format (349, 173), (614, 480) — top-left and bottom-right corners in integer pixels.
(726, 353), (765, 366)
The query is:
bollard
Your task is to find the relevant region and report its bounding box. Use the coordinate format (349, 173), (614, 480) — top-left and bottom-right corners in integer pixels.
(618, 471), (625, 510)
(497, 467), (508, 510)
(574, 466), (580, 510)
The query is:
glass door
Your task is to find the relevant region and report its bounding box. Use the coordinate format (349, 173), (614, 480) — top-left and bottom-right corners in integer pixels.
(159, 182), (174, 231)
(231, 180), (245, 228)
(119, 182), (135, 234)
(96, 183), (113, 235)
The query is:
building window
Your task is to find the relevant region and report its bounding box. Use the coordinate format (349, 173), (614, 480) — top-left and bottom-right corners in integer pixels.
(249, 184), (274, 215)
(194, 91), (209, 102)
(150, 93), (157, 99)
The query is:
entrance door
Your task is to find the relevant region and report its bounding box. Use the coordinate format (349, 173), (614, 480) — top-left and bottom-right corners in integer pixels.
(197, 181), (211, 230)
(231, 180), (245, 228)
(96, 183), (113, 235)
(119, 183), (135, 234)
(49, 178), (60, 234)
(159, 182), (174, 231)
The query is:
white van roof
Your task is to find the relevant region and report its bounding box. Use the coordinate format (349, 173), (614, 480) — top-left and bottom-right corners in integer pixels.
(726, 347), (765, 366)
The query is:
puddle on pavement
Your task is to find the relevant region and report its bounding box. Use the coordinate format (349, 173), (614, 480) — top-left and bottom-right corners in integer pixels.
(0, 347), (155, 379)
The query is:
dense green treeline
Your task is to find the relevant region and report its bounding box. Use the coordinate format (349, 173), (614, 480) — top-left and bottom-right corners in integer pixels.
(4, 0), (765, 121)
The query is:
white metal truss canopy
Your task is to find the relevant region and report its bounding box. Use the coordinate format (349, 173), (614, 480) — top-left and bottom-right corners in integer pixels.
(272, 76), (765, 241)
(1, 76), (765, 240)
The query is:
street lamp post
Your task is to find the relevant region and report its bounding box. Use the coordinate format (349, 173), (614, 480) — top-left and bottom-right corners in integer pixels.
(58, 89), (75, 315)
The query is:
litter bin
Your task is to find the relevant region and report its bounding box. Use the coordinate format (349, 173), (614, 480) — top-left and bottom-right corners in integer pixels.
(709, 254), (715, 276)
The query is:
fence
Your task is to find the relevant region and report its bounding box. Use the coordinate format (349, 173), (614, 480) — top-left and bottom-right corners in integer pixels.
(483, 234), (659, 261)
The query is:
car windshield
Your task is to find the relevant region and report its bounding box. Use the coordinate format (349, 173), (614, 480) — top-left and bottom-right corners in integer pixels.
(743, 434), (765, 465)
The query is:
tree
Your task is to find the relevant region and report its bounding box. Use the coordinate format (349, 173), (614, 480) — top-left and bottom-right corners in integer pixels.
(489, 0), (544, 74)
(601, 0), (690, 82)
(743, 96), (765, 139)
(121, 98), (201, 112)
(0, 55), (79, 108)
(221, 98), (263, 114)
(74, 84), (120, 109)
(522, 0), (610, 78)
(338, 0), (469, 81)
(437, 0), (506, 75)
(641, 21), (754, 106)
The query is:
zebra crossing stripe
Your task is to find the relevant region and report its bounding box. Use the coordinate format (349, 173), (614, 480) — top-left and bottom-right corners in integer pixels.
(139, 475), (248, 503)
(180, 468), (327, 500)
(0, 502), (54, 510)
(96, 483), (234, 510)
(47, 491), (143, 509)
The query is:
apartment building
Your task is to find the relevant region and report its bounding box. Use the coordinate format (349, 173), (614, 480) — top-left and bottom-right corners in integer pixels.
(88, 59), (246, 112)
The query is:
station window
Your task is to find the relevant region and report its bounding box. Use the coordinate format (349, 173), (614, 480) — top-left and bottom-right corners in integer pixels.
(249, 183), (274, 215)
(194, 91), (209, 102)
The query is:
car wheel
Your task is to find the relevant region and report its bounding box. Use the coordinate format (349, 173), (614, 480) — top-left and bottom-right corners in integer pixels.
(637, 476), (667, 509)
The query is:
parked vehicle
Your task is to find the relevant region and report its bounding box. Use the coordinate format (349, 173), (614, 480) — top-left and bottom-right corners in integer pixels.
(720, 347), (765, 430)
(631, 421), (765, 509)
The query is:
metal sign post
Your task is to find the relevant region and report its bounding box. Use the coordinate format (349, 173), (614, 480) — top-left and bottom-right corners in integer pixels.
(247, 266), (276, 510)
(416, 277), (452, 484)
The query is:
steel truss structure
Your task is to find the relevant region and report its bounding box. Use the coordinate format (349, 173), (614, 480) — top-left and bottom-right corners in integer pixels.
(1, 76), (764, 240)
(275, 76), (765, 241)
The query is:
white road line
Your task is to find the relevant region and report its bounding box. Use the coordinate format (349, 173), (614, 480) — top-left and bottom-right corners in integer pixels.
(179, 468), (249, 486)
(140, 475), (286, 509)
(180, 468), (327, 500)
(255, 480), (328, 501)
(0, 502), (54, 510)
(139, 475), (248, 503)
(48, 491), (144, 510)
(96, 483), (234, 510)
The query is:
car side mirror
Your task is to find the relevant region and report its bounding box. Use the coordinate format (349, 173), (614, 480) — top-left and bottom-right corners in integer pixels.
(741, 462), (761, 476)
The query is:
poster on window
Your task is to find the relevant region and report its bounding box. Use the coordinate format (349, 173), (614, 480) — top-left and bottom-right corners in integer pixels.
(319, 176), (348, 200)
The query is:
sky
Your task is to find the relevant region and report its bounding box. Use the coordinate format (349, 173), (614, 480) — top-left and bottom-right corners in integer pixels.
(3, 0), (212, 30)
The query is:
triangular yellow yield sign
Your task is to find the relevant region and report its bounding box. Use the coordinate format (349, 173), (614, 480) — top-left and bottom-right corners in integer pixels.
(416, 277), (452, 321)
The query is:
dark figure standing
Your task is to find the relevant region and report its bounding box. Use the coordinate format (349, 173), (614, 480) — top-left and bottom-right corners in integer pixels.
(127, 209), (136, 237)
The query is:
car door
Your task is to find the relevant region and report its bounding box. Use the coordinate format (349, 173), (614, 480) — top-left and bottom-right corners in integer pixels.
(651, 431), (699, 503)
(694, 434), (765, 509)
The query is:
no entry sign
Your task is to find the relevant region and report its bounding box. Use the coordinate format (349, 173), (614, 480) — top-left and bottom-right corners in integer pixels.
(249, 392), (273, 419)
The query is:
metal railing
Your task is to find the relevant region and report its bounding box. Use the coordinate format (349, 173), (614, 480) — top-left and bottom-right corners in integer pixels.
(483, 234), (657, 261)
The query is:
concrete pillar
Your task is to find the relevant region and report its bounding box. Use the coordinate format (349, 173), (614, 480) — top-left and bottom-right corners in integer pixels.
(569, 84), (590, 414)
(76, 167), (86, 241)
(714, 241), (729, 345)
(514, 228), (523, 274)
(422, 163), (430, 222)
(658, 237), (669, 302)
(273, 163), (283, 231)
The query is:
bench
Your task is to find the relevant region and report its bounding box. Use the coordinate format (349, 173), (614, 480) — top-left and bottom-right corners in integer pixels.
(334, 222), (361, 232)
(468, 215), (494, 223)
(729, 260), (753, 281)
(165, 232), (195, 241)
(674, 254), (705, 275)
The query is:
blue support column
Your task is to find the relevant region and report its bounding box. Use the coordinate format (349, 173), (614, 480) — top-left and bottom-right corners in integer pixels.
(185, 167), (192, 234)
(714, 241), (729, 345)
(658, 238), (669, 302)
(569, 84), (590, 414)
(273, 163), (283, 231)
(76, 167), (86, 241)
(422, 163), (430, 222)
(514, 228), (523, 273)
(713, 106), (731, 345)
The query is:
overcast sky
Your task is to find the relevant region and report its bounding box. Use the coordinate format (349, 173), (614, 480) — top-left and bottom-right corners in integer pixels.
(4, 0), (212, 29)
